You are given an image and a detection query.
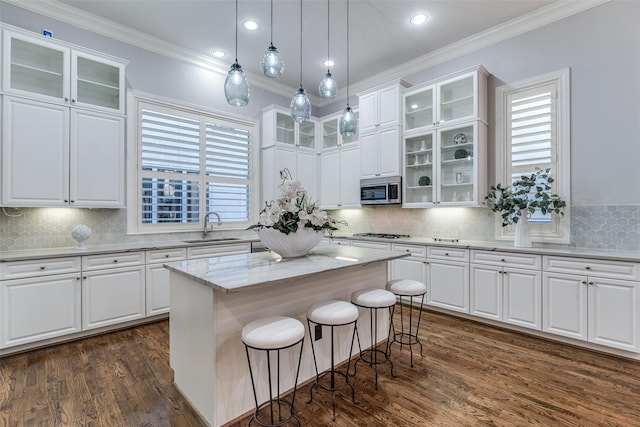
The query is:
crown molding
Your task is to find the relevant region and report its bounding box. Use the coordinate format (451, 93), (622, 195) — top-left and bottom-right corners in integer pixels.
(2, 0), (608, 108)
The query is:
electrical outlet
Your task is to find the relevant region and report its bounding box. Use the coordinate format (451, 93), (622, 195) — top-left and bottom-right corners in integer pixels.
(314, 324), (322, 341)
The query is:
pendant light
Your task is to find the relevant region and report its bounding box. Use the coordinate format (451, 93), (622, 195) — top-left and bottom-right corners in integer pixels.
(318, 0), (337, 99)
(290, 0), (311, 123)
(260, 0), (284, 78)
(339, 0), (357, 136)
(224, 0), (250, 106)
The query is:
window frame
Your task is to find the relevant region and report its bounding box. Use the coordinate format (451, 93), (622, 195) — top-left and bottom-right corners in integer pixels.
(494, 68), (571, 243)
(126, 91), (259, 235)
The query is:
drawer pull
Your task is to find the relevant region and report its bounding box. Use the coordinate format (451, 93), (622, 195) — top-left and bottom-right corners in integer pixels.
(40, 266), (46, 270)
(501, 258), (506, 262)
(113, 259), (118, 263)
(165, 254), (170, 258)
(76, 276), (81, 280)
(589, 281), (595, 286)
(585, 266), (591, 270)
(83, 276), (87, 280)
(582, 280), (587, 285)
(445, 253), (449, 256)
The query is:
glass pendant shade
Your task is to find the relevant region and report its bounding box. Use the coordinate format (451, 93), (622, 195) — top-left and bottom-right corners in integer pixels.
(318, 71), (338, 99)
(290, 87), (311, 123)
(339, 106), (357, 136)
(224, 62), (250, 107)
(261, 44), (285, 78)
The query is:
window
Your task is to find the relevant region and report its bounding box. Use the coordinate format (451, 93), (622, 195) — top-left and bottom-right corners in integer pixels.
(128, 95), (258, 234)
(495, 69), (570, 243)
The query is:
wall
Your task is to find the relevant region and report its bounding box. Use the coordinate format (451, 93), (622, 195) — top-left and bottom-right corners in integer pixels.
(2, 1), (639, 252)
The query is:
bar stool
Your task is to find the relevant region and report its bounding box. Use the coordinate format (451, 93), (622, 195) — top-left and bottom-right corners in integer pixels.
(242, 316), (305, 427)
(306, 300), (359, 421)
(386, 279), (427, 367)
(350, 288), (396, 388)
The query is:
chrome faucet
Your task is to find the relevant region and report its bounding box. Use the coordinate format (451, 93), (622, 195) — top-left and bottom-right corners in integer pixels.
(203, 211), (222, 238)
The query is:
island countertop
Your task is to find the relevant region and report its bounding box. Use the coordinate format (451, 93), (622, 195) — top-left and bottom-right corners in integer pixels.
(164, 243), (409, 293)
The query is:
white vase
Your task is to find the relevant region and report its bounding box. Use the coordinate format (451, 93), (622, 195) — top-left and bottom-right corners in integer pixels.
(257, 227), (324, 258)
(514, 210), (532, 248)
(71, 224), (92, 249)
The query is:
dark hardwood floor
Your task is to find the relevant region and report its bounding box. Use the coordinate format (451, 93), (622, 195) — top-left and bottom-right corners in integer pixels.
(2, 309), (640, 426)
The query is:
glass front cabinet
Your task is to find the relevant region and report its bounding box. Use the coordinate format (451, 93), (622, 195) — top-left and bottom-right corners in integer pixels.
(402, 66), (488, 208)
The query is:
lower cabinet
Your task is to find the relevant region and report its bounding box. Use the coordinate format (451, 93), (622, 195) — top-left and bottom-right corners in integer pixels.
(470, 251), (542, 330)
(145, 248), (187, 316)
(426, 246), (469, 313)
(389, 243), (427, 284)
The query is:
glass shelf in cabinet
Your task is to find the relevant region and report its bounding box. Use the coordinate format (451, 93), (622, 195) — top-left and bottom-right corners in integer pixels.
(440, 94), (474, 107)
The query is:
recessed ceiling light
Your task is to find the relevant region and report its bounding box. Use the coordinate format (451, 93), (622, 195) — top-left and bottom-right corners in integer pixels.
(410, 13), (428, 25)
(323, 59), (335, 67)
(211, 49), (227, 58)
(243, 20), (259, 31)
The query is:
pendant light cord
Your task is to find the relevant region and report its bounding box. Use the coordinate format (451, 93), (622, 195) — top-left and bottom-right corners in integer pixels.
(270, 0), (274, 47)
(346, 0), (350, 107)
(299, 0), (303, 88)
(326, 0), (330, 73)
(234, 0), (238, 63)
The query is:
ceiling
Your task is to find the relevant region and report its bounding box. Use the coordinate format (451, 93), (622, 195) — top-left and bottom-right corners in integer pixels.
(49, 0), (561, 102)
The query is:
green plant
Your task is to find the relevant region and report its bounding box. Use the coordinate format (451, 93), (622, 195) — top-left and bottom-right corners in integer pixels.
(484, 168), (567, 227)
(418, 176), (431, 186)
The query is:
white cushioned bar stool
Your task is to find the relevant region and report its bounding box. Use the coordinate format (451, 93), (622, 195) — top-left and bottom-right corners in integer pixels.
(242, 316), (305, 427)
(386, 279), (427, 367)
(306, 300), (359, 421)
(350, 288), (397, 388)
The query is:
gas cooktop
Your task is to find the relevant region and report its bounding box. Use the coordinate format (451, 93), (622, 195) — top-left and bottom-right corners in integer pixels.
(352, 233), (411, 239)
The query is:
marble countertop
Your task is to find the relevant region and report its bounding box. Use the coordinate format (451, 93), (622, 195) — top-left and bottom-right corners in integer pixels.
(164, 243), (409, 293)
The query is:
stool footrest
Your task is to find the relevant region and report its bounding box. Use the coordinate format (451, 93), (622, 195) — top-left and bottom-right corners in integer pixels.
(251, 398), (300, 427)
(358, 348), (391, 365)
(391, 332), (421, 346)
(311, 370), (353, 393)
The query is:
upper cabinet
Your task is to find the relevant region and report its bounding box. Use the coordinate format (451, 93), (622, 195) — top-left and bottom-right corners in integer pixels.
(403, 66), (488, 134)
(320, 113), (359, 150)
(262, 107), (317, 151)
(359, 80), (409, 134)
(3, 31), (126, 114)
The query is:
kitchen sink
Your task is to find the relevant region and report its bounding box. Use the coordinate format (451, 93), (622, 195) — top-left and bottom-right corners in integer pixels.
(182, 237), (241, 243)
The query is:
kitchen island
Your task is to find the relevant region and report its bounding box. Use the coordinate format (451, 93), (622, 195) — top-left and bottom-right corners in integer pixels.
(164, 243), (408, 427)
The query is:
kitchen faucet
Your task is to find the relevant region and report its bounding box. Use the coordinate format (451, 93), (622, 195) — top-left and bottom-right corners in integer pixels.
(203, 211), (222, 238)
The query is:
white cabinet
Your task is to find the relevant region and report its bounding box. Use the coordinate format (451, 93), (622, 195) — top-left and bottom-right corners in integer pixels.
(186, 242), (251, 260)
(81, 252), (146, 330)
(3, 31), (125, 113)
(0, 257), (81, 348)
(543, 256), (640, 352)
(403, 66), (488, 133)
(389, 243), (427, 284)
(426, 246), (469, 313)
(262, 107), (318, 204)
(320, 113), (359, 150)
(403, 121), (486, 207)
(145, 248), (187, 316)
(358, 81), (408, 179)
(320, 144), (360, 209)
(360, 126), (402, 178)
(470, 250), (542, 330)
(1, 31), (127, 208)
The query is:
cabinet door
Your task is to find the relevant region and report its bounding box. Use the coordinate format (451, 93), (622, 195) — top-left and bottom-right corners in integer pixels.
(403, 132), (435, 206)
(2, 96), (69, 206)
(71, 50), (125, 113)
(320, 150), (340, 208)
(339, 145), (361, 208)
(390, 258), (426, 284)
(437, 122), (476, 205)
(542, 272), (587, 341)
(82, 266), (146, 330)
(322, 116), (339, 149)
(359, 91), (378, 133)
(404, 85), (435, 132)
(146, 264), (171, 316)
(296, 150), (318, 200)
(437, 73), (475, 124)
(377, 127), (401, 177)
(70, 109), (125, 207)
(0, 273), (81, 348)
(297, 120), (316, 149)
(470, 264), (501, 321)
(2, 31), (70, 104)
(427, 261), (469, 313)
(359, 132), (378, 178)
(588, 277), (640, 352)
(275, 111), (295, 145)
(503, 267), (542, 330)
(378, 85), (400, 128)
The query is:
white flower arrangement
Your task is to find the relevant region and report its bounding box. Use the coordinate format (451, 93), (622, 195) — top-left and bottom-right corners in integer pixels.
(248, 169), (346, 234)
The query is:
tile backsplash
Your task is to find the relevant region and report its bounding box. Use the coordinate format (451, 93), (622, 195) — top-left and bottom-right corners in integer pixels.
(1, 205), (639, 252)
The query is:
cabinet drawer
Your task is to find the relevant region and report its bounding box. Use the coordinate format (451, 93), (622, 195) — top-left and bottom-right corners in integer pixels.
(82, 251), (145, 271)
(543, 256), (640, 281)
(427, 246), (469, 262)
(350, 240), (391, 250)
(0, 257), (81, 280)
(392, 243), (427, 258)
(145, 248), (187, 264)
(187, 243), (251, 260)
(471, 250), (541, 270)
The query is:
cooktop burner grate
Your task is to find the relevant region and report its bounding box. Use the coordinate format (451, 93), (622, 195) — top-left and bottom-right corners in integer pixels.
(352, 233), (411, 239)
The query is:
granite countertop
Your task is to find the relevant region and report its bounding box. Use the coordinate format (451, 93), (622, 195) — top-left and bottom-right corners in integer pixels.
(164, 243), (409, 293)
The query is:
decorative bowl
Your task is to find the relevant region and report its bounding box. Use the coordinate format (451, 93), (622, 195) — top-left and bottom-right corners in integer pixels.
(257, 227), (324, 258)
(418, 176), (431, 186)
(454, 148), (468, 159)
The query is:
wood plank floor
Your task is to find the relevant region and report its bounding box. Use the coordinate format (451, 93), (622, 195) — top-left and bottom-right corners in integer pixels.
(1, 309), (640, 426)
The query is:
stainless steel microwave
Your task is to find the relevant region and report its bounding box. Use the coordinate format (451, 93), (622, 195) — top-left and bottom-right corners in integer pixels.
(360, 176), (401, 205)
